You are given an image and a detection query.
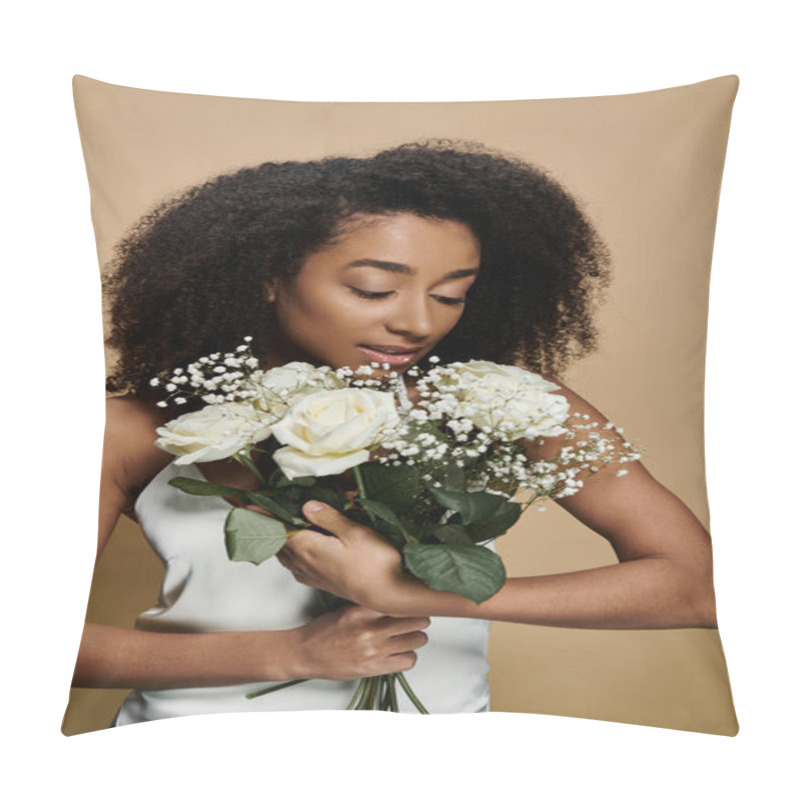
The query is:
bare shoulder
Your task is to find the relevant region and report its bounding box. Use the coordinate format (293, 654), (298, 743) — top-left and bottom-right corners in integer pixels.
(525, 375), (620, 459)
(103, 395), (173, 505)
(540, 376), (604, 418)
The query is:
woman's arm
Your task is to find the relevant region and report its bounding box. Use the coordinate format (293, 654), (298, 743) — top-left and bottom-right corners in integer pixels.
(278, 384), (718, 630)
(73, 623), (305, 688)
(75, 396), (295, 688)
(75, 611), (429, 688)
(73, 397), (430, 690)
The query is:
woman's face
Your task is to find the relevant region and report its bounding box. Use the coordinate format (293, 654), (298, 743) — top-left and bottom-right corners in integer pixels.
(265, 213), (481, 374)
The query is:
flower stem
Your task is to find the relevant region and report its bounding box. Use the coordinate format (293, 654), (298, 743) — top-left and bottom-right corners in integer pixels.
(245, 678), (308, 700)
(362, 676), (379, 709)
(521, 493), (544, 512)
(352, 465), (374, 518)
(379, 677), (391, 710)
(395, 672), (430, 714)
(235, 450), (267, 485)
(387, 673), (399, 712)
(346, 678), (369, 710)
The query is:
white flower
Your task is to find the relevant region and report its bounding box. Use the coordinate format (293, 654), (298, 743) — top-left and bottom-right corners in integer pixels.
(430, 360), (570, 441)
(247, 362), (347, 413)
(155, 403), (274, 465)
(270, 388), (400, 479)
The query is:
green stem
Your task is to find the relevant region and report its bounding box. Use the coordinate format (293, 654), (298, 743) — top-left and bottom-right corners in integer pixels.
(346, 678), (369, 710)
(521, 493), (544, 513)
(235, 450), (268, 485)
(388, 673), (399, 712)
(362, 676), (379, 709)
(245, 678), (308, 700)
(354, 677), (370, 710)
(379, 677), (392, 711)
(395, 672), (429, 714)
(352, 465), (375, 520)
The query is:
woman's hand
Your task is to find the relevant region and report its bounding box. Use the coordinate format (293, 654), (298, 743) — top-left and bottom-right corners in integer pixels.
(276, 501), (418, 612)
(288, 604), (430, 681)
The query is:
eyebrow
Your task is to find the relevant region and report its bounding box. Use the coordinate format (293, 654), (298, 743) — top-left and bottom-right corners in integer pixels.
(344, 259), (479, 281)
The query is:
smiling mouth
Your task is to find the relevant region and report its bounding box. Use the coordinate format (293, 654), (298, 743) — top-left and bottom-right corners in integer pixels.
(360, 344), (421, 354)
(357, 345), (421, 364)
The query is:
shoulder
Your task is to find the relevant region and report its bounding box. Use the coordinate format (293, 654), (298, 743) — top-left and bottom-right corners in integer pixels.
(103, 396), (173, 508)
(540, 375), (608, 423)
(539, 375), (601, 418)
(106, 394), (168, 436)
(524, 374), (613, 454)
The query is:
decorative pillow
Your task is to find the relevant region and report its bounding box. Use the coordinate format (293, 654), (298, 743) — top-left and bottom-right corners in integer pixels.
(63, 74), (739, 736)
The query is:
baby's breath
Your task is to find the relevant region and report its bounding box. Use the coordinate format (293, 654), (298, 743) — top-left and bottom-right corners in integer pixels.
(151, 342), (642, 510)
(153, 337), (264, 407)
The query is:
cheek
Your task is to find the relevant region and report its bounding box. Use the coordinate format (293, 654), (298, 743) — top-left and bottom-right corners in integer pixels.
(283, 290), (365, 339)
(438, 305), (466, 333)
(280, 285), (335, 323)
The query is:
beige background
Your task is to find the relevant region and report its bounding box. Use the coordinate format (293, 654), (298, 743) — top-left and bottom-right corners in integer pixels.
(63, 75), (739, 736)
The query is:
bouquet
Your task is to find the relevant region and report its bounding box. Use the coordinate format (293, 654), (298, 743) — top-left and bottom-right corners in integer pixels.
(151, 338), (641, 711)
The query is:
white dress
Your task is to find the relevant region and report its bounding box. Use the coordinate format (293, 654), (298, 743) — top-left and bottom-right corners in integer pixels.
(113, 460), (492, 725)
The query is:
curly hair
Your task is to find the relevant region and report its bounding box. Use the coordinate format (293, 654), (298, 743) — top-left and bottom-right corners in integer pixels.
(104, 140), (611, 397)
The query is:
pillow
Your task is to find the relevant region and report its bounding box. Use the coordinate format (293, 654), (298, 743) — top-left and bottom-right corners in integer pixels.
(62, 74), (739, 736)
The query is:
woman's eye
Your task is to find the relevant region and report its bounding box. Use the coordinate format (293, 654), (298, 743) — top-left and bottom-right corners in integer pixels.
(350, 288), (393, 300)
(349, 288), (466, 306)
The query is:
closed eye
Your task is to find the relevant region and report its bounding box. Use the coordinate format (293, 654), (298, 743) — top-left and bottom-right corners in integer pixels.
(349, 288), (466, 306)
(350, 288), (393, 300)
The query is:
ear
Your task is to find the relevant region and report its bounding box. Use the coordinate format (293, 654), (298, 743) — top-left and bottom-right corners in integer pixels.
(264, 283), (277, 303)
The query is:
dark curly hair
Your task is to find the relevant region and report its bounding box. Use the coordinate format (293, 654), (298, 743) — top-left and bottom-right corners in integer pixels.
(104, 140), (611, 398)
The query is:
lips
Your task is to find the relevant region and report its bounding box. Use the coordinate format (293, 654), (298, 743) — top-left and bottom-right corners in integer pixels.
(361, 344), (420, 354)
(357, 345), (421, 365)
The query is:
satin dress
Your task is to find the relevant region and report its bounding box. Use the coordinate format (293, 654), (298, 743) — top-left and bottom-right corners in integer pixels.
(113, 460), (492, 725)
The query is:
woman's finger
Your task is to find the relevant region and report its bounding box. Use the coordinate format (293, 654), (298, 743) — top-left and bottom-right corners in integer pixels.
(377, 615), (432, 636)
(278, 553), (307, 582)
(382, 630), (429, 656)
(275, 549), (303, 578)
(380, 651), (419, 673)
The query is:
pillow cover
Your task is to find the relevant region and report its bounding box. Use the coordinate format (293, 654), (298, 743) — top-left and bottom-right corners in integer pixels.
(63, 74), (739, 736)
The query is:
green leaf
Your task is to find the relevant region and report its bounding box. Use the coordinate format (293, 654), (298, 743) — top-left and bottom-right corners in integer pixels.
(283, 485), (310, 505)
(347, 508), (406, 550)
(269, 471), (316, 489)
(224, 508), (289, 565)
(439, 463), (467, 492)
(465, 501), (523, 542)
(306, 485), (346, 511)
(420, 523), (473, 546)
(357, 463), (420, 512)
(403, 543), (506, 603)
(168, 476), (250, 502)
(246, 491), (305, 526)
(427, 487), (505, 526)
(359, 498), (407, 532)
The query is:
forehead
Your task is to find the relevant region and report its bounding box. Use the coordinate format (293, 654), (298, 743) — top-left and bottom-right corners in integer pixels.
(311, 213), (481, 272)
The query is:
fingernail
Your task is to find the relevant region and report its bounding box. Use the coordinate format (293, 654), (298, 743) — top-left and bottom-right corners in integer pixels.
(304, 500), (327, 513)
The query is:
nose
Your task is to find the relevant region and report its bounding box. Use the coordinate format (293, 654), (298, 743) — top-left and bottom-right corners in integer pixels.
(385, 293), (436, 339)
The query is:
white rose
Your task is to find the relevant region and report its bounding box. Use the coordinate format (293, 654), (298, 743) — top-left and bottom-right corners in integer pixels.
(248, 362), (347, 413)
(155, 403), (274, 465)
(270, 388), (400, 479)
(432, 360), (570, 441)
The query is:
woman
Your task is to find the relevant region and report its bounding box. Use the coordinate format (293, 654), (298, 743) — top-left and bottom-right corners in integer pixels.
(73, 141), (717, 724)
